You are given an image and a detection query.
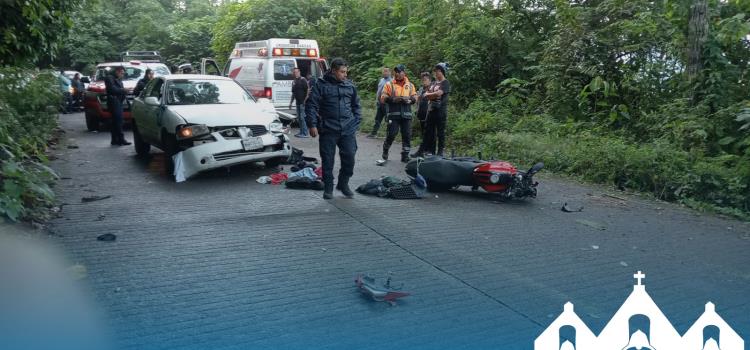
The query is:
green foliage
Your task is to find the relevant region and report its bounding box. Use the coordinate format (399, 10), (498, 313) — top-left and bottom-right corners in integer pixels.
(212, 0), (329, 67)
(57, 0), (222, 71)
(0, 0), (84, 65)
(0, 68), (60, 221)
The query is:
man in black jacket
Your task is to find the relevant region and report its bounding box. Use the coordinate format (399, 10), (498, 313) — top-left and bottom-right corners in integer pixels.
(305, 58), (362, 199)
(104, 66), (131, 146)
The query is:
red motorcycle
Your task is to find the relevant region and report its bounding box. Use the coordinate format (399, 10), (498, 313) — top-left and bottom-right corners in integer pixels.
(405, 156), (543, 199)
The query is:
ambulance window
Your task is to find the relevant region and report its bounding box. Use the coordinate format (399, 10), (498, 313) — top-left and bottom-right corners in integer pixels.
(274, 60), (295, 80)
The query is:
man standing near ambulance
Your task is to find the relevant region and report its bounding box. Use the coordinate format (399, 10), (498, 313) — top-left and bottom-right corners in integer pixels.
(289, 67), (310, 137)
(376, 64), (416, 165)
(305, 58), (362, 200)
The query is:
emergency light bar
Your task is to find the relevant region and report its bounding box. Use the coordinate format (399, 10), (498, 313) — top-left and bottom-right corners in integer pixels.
(271, 48), (318, 57)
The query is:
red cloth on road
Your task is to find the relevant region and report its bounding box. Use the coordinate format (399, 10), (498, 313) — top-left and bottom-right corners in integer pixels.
(314, 167), (322, 179)
(270, 172), (288, 185)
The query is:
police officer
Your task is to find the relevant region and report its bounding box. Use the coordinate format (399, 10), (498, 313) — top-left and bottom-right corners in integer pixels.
(305, 58), (362, 199)
(104, 66), (131, 146)
(377, 64), (416, 165)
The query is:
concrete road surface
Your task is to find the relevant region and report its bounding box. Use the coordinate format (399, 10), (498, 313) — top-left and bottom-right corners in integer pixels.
(48, 113), (750, 349)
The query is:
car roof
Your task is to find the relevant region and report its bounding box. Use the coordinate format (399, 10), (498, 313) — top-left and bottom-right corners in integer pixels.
(162, 74), (232, 81)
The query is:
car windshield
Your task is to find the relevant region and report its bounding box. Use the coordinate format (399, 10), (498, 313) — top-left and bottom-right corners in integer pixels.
(94, 66), (143, 81)
(147, 64), (170, 77)
(166, 79), (254, 105)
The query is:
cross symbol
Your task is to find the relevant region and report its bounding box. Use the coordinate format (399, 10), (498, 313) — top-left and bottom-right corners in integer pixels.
(634, 271), (646, 286)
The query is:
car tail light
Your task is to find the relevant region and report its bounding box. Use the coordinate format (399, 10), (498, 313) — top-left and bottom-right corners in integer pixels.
(307, 49), (317, 57)
(272, 48), (282, 56)
(264, 87), (272, 99)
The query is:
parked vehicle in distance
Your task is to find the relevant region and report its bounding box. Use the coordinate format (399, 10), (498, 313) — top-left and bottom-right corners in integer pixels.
(200, 38), (329, 123)
(130, 74), (291, 181)
(83, 60), (170, 131)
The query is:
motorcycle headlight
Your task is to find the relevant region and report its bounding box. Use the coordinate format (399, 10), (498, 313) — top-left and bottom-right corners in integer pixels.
(269, 120), (284, 133)
(490, 173), (500, 184)
(177, 124), (210, 140)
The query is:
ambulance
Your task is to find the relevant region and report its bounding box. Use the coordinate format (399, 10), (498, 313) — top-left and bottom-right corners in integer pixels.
(201, 38), (328, 121)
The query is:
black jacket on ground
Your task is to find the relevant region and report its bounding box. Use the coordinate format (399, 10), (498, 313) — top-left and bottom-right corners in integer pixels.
(305, 73), (361, 135)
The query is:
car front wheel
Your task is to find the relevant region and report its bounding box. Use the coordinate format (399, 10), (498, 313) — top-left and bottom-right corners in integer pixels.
(132, 121), (150, 157)
(85, 109), (99, 131)
(161, 130), (178, 179)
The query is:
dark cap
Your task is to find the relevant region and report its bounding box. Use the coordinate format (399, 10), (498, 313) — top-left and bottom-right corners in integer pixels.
(394, 64), (406, 73)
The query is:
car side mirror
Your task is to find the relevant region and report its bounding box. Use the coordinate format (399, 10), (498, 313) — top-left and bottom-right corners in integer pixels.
(144, 96), (160, 106)
(80, 77), (90, 83)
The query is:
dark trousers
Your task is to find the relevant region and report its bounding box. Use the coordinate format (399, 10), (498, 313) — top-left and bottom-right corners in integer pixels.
(370, 103), (386, 135)
(423, 109), (447, 155)
(414, 117), (427, 154)
(319, 131), (357, 186)
(109, 98), (124, 143)
(382, 117), (411, 158)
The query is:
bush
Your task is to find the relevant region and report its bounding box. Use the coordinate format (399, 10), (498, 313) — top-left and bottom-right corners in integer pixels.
(448, 96), (750, 219)
(0, 68), (61, 221)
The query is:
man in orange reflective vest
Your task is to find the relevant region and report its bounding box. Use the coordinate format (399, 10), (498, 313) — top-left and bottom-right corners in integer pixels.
(377, 64), (417, 165)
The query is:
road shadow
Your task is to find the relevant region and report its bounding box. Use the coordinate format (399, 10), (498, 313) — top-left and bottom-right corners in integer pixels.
(130, 151), (283, 184)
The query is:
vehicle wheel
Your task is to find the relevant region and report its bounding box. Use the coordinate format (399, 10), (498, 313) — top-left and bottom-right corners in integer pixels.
(161, 130), (177, 178)
(264, 156), (286, 168)
(426, 181), (453, 192)
(132, 122), (151, 157)
(85, 110), (99, 131)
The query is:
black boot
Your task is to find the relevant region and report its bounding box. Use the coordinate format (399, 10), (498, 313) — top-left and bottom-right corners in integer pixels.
(323, 183), (333, 200)
(336, 177), (354, 198)
(401, 151), (410, 163)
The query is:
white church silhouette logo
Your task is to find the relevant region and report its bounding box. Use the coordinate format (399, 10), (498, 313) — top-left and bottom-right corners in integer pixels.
(535, 271), (745, 350)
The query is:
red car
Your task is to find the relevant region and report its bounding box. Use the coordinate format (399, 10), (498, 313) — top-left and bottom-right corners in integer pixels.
(84, 61), (170, 131)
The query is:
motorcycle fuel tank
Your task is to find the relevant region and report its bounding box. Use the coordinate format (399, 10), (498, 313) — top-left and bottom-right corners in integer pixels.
(473, 161), (518, 192)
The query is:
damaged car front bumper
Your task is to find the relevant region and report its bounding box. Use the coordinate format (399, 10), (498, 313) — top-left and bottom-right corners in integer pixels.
(175, 130), (291, 180)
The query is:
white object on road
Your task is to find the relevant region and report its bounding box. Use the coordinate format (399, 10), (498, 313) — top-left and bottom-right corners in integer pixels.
(173, 152), (186, 183)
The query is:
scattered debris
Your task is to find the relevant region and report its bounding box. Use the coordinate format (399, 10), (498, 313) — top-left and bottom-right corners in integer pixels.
(355, 274), (410, 306)
(602, 193), (627, 201)
(561, 202), (584, 212)
(576, 219), (606, 231)
(81, 195), (111, 203)
(67, 145), (79, 149)
(66, 264), (88, 280)
(256, 176), (272, 184)
(96, 214), (106, 221)
(619, 261), (629, 267)
(97, 233), (117, 242)
(591, 245), (600, 250)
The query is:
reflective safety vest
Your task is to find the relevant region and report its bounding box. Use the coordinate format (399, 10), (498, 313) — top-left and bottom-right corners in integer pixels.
(381, 77), (417, 119)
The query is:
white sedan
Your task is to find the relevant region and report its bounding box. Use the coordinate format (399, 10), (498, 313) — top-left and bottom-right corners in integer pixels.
(131, 74), (291, 180)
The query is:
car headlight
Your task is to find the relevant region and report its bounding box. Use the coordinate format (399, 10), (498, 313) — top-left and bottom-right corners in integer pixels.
(269, 120), (284, 133)
(490, 173), (500, 184)
(177, 124), (210, 139)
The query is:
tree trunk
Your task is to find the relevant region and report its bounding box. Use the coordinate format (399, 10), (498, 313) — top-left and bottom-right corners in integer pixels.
(687, 0), (708, 80)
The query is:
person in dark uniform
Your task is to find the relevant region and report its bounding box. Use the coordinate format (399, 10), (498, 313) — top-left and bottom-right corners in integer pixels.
(104, 66), (131, 146)
(305, 58), (362, 200)
(411, 72), (433, 158)
(133, 68), (153, 97)
(423, 62), (451, 156)
(289, 67), (310, 138)
(377, 64), (416, 165)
